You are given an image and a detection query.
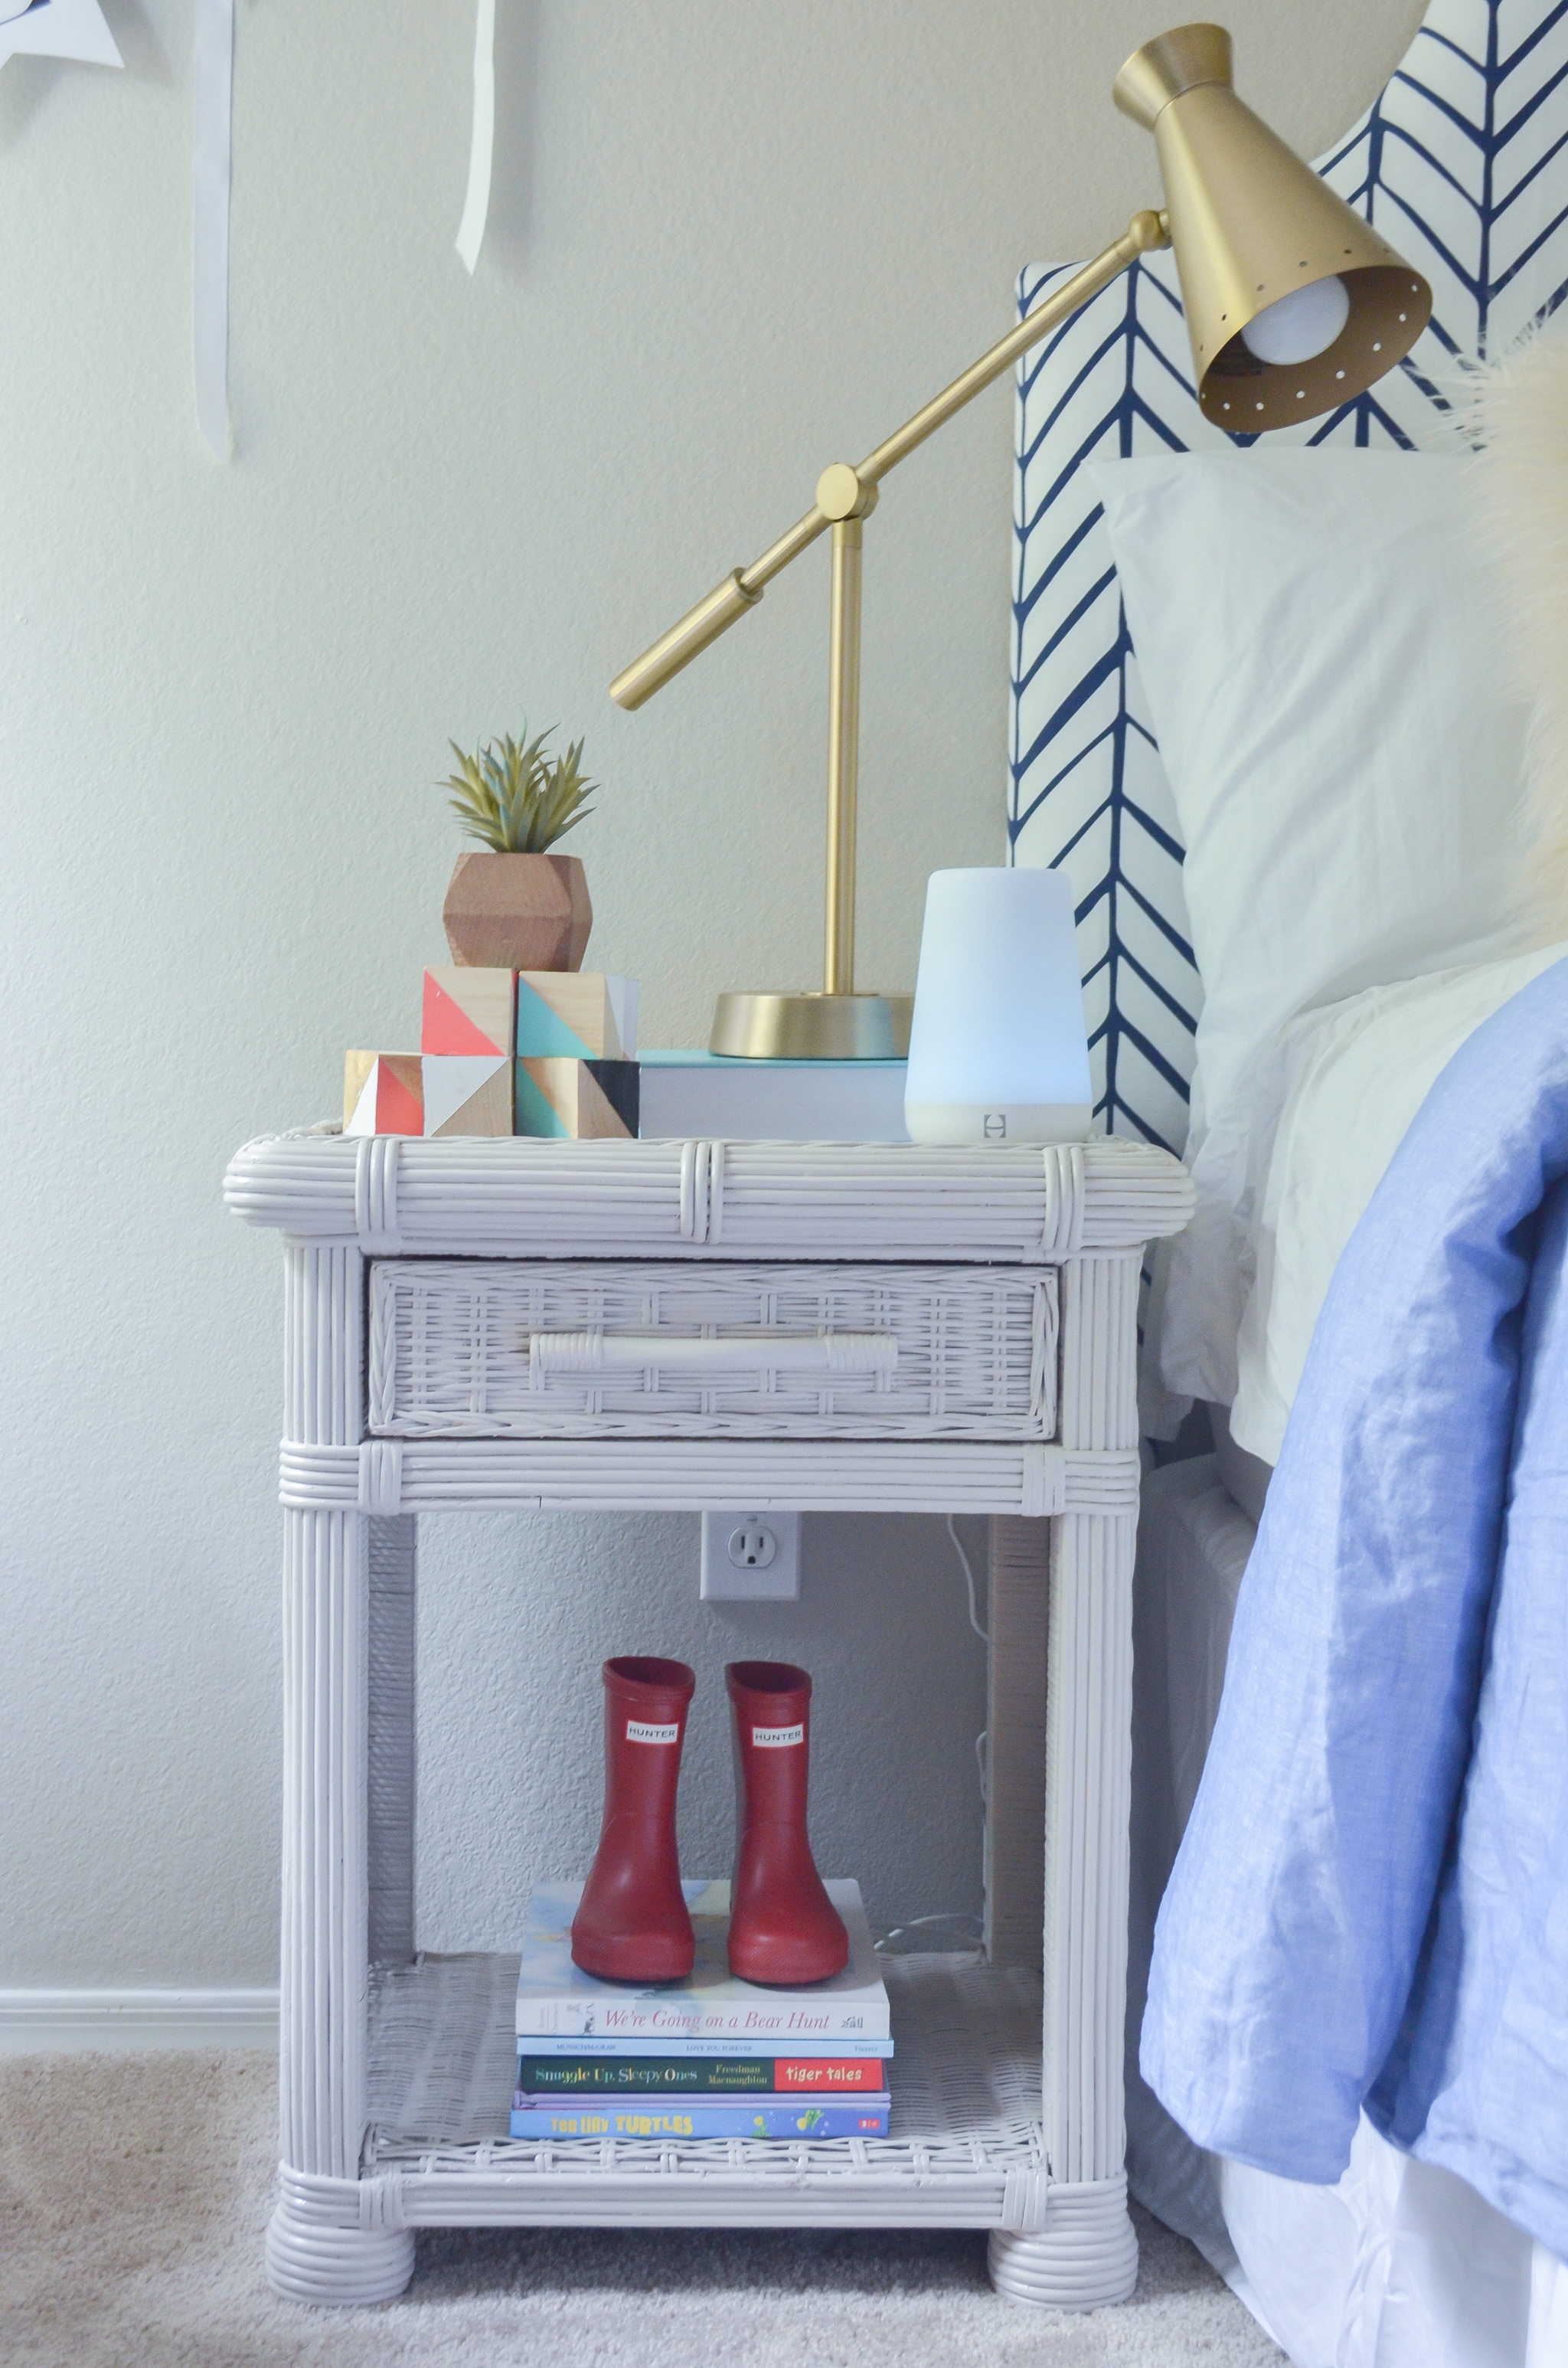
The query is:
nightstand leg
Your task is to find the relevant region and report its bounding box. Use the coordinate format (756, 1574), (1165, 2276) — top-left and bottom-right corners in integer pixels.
(988, 1509), (1138, 2307)
(268, 1503), (414, 2304)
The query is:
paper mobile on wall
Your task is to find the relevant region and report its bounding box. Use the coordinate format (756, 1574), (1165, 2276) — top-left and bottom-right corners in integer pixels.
(0, 0), (121, 67)
(193, 0), (234, 460)
(456, 0), (495, 273)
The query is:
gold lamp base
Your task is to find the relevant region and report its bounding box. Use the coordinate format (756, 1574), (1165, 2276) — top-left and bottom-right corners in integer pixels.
(709, 991), (913, 1060)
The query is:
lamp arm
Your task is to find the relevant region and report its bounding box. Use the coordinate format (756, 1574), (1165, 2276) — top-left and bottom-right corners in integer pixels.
(856, 208), (1169, 485)
(609, 208), (1169, 711)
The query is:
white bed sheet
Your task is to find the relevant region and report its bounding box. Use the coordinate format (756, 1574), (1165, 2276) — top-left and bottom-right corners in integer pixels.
(1130, 1456), (1568, 2366)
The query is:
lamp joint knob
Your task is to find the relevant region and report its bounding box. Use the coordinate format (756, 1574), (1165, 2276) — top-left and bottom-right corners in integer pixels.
(815, 463), (877, 522)
(1127, 208), (1171, 253)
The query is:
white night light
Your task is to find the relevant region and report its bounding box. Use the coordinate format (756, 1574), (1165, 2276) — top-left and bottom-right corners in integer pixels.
(1240, 274), (1351, 365)
(903, 868), (1093, 1146)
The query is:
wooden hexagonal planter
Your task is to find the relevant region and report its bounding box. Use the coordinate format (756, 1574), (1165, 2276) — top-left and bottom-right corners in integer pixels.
(442, 852), (593, 973)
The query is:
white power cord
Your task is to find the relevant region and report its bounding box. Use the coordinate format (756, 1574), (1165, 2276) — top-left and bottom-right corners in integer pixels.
(946, 1513), (988, 1643)
(872, 1522), (991, 1963)
(874, 1911), (985, 1956)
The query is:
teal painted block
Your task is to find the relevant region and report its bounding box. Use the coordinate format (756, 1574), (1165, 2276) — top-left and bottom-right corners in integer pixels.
(514, 977), (595, 1058)
(514, 1065), (571, 1137)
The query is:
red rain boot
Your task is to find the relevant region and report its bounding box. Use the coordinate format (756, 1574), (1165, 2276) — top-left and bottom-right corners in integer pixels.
(571, 1657), (697, 1982)
(725, 1661), (849, 1984)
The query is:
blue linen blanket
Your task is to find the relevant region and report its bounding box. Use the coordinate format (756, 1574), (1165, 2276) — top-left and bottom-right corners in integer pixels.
(1142, 957), (1568, 2258)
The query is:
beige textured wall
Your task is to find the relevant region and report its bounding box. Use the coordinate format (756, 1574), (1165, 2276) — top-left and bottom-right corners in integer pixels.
(0, 0), (1426, 1986)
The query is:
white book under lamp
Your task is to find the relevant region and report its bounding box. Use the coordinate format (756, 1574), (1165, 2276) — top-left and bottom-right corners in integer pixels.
(637, 1053), (909, 1143)
(903, 868), (1093, 1146)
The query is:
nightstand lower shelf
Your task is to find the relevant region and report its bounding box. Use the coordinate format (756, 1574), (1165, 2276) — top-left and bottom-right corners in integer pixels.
(361, 1950), (1046, 2229)
(260, 1948), (1138, 2307)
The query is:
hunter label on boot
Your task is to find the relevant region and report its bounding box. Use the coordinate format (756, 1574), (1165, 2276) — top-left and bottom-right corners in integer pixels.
(751, 1722), (805, 1748)
(625, 1718), (681, 1744)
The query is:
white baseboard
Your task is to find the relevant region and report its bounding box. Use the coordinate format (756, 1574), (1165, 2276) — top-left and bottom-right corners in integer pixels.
(0, 1987), (279, 2055)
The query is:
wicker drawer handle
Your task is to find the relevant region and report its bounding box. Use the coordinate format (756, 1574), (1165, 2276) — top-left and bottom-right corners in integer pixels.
(528, 1330), (898, 1380)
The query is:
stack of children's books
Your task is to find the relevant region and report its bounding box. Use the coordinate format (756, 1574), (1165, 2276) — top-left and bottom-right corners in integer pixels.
(512, 1878), (892, 2140)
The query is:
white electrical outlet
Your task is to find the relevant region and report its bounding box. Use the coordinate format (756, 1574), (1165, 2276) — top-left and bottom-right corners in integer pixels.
(700, 1511), (801, 1601)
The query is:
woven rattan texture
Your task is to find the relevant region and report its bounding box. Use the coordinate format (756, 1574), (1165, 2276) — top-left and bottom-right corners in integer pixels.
(364, 1952), (1044, 2201)
(233, 1127), (1194, 2298)
(367, 1517), (416, 1971)
(368, 1262), (1057, 1441)
(225, 1133), (1194, 1262)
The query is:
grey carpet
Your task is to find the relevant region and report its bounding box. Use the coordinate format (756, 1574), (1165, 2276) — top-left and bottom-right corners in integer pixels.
(0, 2050), (1285, 2366)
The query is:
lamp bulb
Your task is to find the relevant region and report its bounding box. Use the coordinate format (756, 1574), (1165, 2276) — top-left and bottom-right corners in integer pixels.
(1240, 275), (1351, 365)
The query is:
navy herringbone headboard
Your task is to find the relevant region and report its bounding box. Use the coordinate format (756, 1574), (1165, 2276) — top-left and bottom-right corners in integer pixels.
(1011, 0), (1568, 1153)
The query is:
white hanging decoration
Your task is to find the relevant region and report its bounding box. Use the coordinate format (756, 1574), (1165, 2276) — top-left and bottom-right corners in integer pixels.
(456, 0), (496, 274)
(192, 0), (234, 460)
(0, 0), (122, 68)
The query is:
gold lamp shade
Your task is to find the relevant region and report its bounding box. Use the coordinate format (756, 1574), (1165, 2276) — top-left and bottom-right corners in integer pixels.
(1114, 25), (1432, 430)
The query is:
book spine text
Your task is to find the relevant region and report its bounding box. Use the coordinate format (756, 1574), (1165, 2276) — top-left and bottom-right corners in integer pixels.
(515, 2055), (889, 2095)
(508, 2098), (891, 2141)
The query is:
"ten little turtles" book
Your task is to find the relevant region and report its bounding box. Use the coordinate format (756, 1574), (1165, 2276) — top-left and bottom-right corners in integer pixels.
(508, 2097), (892, 2141)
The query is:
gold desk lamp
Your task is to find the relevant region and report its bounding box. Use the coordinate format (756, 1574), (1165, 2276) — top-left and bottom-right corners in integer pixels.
(611, 23), (1432, 1060)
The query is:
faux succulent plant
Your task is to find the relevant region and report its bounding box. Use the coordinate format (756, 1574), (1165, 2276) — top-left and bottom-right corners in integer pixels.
(442, 722), (596, 854)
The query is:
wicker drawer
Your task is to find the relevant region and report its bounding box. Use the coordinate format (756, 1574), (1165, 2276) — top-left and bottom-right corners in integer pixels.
(368, 1261), (1057, 1441)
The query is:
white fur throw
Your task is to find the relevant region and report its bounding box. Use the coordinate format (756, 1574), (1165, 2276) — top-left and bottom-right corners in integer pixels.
(1468, 318), (1568, 939)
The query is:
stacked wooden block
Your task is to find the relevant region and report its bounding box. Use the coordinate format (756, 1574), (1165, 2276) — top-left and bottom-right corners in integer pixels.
(345, 968), (639, 1139)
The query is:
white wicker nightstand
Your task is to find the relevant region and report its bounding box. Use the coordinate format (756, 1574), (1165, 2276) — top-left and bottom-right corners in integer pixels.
(224, 1130), (1191, 2310)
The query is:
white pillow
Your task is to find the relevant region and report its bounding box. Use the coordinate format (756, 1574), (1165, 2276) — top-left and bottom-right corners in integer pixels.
(1230, 942), (1568, 1463)
(1091, 451), (1530, 1428)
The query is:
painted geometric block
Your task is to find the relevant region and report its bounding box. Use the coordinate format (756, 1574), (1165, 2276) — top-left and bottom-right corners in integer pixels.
(514, 972), (639, 1061)
(607, 977), (638, 1061)
(514, 1057), (639, 1140)
(421, 965), (515, 1058)
(422, 1053), (512, 1137)
(343, 1052), (423, 1137)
